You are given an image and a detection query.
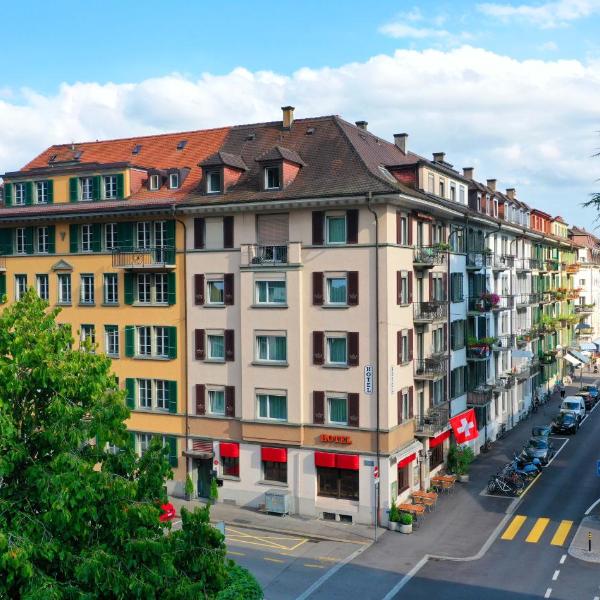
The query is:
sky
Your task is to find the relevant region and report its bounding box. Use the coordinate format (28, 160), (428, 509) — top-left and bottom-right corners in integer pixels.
(1, 0), (600, 224)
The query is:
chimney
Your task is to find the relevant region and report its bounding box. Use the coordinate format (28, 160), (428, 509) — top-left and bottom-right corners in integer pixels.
(463, 167), (474, 179)
(506, 188), (516, 200)
(432, 152), (445, 163)
(487, 179), (497, 192)
(394, 133), (408, 153)
(355, 120), (368, 131)
(281, 106), (295, 129)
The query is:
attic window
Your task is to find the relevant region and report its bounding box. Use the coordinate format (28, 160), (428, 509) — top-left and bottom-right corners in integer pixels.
(73, 151), (82, 160)
(306, 127), (315, 135)
(132, 144), (142, 155)
(246, 133), (256, 141)
(206, 170), (222, 194)
(48, 154), (57, 163)
(169, 172), (180, 189)
(264, 166), (281, 190)
(177, 140), (188, 150)
(149, 174), (160, 191)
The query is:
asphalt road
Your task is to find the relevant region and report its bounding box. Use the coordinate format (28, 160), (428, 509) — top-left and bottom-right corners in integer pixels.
(392, 394), (600, 600)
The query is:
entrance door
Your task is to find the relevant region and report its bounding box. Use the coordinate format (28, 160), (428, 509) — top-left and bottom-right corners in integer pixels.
(197, 458), (212, 498)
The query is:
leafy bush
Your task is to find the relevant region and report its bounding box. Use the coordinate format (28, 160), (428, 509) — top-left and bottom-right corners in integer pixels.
(185, 474), (195, 498)
(400, 512), (413, 525)
(389, 503), (401, 523)
(447, 444), (475, 475)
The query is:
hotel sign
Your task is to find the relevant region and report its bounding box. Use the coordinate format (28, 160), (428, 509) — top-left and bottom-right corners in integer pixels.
(320, 433), (352, 445)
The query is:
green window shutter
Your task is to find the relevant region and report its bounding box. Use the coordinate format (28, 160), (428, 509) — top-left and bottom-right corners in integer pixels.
(166, 220), (175, 246)
(129, 431), (136, 450)
(25, 182), (33, 205)
(69, 225), (79, 253)
(0, 274), (6, 302)
(125, 378), (135, 409)
(47, 180), (54, 204)
(124, 273), (134, 304)
(0, 229), (13, 255)
(167, 271), (176, 305)
(125, 325), (135, 357)
(168, 381), (177, 415)
(118, 222), (133, 248)
(167, 435), (178, 467)
(25, 227), (34, 254)
(91, 223), (102, 252)
(69, 178), (79, 202)
(116, 174), (125, 199)
(3, 183), (12, 206)
(168, 326), (177, 359)
(92, 176), (101, 200)
(48, 226), (56, 254)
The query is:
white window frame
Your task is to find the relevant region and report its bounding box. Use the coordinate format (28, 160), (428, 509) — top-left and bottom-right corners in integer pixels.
(137, 221), (151, 249)
(15, 228), (26, 254)
(206, 170), (222, 194)
(400, 388), (410, 420)
(325, 213), (347, 245)
(325, 274), (348, 306)
(105, 325), (119, 357)
(37, 226), (49, 254)
(400, 330), (409, 363)
(327, 394), (348, 425)
(105, 223), (118, 251)
(137, 326), (152, 357)
(256, 392), (288, 421)
(156, 380), (169, 411)
(208, 388), (226, 416)
(398, 215), (408, 245)
(36, 181), (49, 204)
(138, 379), (152, 409)
(149, 174), (160, 191)
(256, 334), (287, 363)
(255, 280), (286, 305)
(80, 274), (95, 305)
(36, 274), (49, 301)
(399, 272), (409, 304)
(58, 274), (71, 304)
(207, 332), (225, 361)
(169, 173), (179, 189)
(15, 274), (27, 300)
(137, 432), (153, 455)
(264, 166), (281, 190)
(206, 278), (225, 305)
(80, 324), (95, 348)
(14, 183), (26, 205)
(103, 273), (118, 304)
(104, 175), (117, 200)
(137, 273), (152, 303)
(81, 224), (93, 252)
(155, 326), (169, 358)
(81, 177), (93, 201)
(325, 333), (348, 366)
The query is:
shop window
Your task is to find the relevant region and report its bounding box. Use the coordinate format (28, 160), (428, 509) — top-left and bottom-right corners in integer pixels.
(222, 456), (239, 477)
(430, 444), (444, 470)
(398, 465), (410, 494)
(317, 467), (359, 501)
(263, 461), (287, 483)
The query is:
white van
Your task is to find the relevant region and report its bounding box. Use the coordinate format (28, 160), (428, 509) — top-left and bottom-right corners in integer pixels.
(560, 396), (586, 422)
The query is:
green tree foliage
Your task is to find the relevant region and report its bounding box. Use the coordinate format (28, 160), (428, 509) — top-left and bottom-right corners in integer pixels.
(0, 290), (262, 599)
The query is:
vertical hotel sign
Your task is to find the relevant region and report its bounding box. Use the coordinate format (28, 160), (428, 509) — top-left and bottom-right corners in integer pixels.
(364, 364), (374, 395)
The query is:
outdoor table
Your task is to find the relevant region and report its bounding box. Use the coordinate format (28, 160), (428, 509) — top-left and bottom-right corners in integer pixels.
(411, 490), (438, 511)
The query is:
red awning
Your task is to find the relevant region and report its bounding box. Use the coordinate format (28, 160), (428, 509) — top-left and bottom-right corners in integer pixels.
(335, 454), (359, 471)
(430, 430), (451, 449)
(220, 442), (239, 458)
(398, 452), (416, 469)
(261, 447), (287, 463)
(315, 451), (336, 468)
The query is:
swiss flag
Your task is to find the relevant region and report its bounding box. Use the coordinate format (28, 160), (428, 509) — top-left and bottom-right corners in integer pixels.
(449, 408), (479, 444)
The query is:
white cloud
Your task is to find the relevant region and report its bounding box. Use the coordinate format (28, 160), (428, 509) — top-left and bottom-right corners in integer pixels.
(477, 0), (600, 29)
(539, 40), (559, 51)
(1, 46), (600, 222)
(379, 9), (471, 42)
(379, 22), (453, 39)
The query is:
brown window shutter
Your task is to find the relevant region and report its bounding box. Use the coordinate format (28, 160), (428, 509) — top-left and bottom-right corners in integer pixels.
(396, 271), (402, 305)
(348, 332), (359, 366)
(194, 274), (205, 305)
(195, 329), (205, 360)
(347, 209), (359, 244)
(396, 212), (402, 244)
(348, 271), (359, 306)
(429, 273), (434, 301)
(442, 273), (448, 300)
(443, 323), (448, 351)
(224, 273), (234, 305)
(195, 384), (205, 415)
(225, 329), (235, 361)
(348, 393), (359, 427)
(429, 222), (433, 245)
(408, 329), (413, 361)
(407, 215), (413, 245)
(312, 211), (324, 245)
(408, 272), (413, 303)
(397, 331), (402, 364)
(223, 216), (234, 248)
(194, 218), (205, 249)
(313, 391), (325, 424)
(397, 391), (403, 424)
(409, 386), (414, 418)
(225, 386), (235, 417)
(313, 331), (324, 365)
(442, 225), (447, 242)
(312, 272), (324, 305)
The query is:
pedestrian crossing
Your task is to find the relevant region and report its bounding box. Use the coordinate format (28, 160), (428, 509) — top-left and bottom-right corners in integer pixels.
(500, 515), (574, 546)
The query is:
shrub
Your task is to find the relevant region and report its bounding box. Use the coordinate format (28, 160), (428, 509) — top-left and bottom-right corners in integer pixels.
(400, 512), (413, 525)
(389, 503), (401, 523)
(185, 474), (194, 498)
(216, 564), (263, 600)
(447, 444), (475, 475)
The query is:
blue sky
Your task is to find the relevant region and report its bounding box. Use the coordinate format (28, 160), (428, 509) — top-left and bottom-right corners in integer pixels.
(2, 0), (600, 223)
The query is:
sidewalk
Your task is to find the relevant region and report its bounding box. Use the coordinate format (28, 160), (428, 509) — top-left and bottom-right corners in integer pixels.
(568, 516), (600, 563)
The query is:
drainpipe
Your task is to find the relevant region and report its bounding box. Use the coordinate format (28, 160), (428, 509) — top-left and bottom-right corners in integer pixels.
(172, 205), (189, 481)
(366, 193), (380, 538)
(508, 235), (524, 429)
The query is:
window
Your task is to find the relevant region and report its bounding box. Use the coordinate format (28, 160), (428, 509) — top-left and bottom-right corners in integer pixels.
(137, 326), (152, 356)
(326, 275), (347, 305)
(156, 380), (169, 411)
(205, 217), (224, 249)
(154, 221), (166, 248)
(14, 183), (25, 205)
(263, 460), (287, 483)
(104, 175), (117, 199)
(451, 320), (466, 351)
(155, 273), (168, 304)
(431, 378), (445, 405)
(58, 274), (71, 304)
(399, 272), (409, 304)
(81, 177), (93, 201)
(104, 273), (118, 304)
(105, 223), (117, 250)
(432, 327), (445, 353)
(257, 393), (287, 421)
(149, 174), (160, 190)
(326, 335), (347, 366)
(265, 166), (281, 190)
(208, 389), (225, 415)
(428, 173), (435, 193)
(451, 273), (463, 303)
(35, 227), (48, 254)
(398, 464), (410, 493)
(80, 274), (95, 304)
(317, 467), (359, 500)
(256, 335), (287, 362)
(36, 181), (49, 204)
(439, 179), (445, 198)
(449, 182), (456, 202)
(81, 224), (93, 252)
(137, 273), (151, 303)
(430, 444), (444, 470)
(80, 324), (95, 348)
(399, 331), (410, 363)
(256, 280), (286, 304)
(207, 333), (225, 360)
(459, 185), (466, 204)
(15, 275), (27, 300)
(207, 170), (222, 193)
(36, 274), (48, 301)
(222, 456), (239, 477)
(399, 388), (410, 421)
(155, 326), (169, 358)
(450, 366), (467, 399)
(138, 379), (152, 408)
(105, 325), (119, 357)
(137, 222), (151, 249)
(138, 432), (152, 455)
(327, 396), (348, 425)
(397, 215), (408, 245)
(326, 215), (346, 244)
(169, 173), (179, 189)
(15, 228), (26, 254)
(207, 278), (224, 304)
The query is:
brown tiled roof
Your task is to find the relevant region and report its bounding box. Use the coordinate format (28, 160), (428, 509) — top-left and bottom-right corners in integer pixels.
(199, 151), (248, 171)
(256, 145), (306, 166)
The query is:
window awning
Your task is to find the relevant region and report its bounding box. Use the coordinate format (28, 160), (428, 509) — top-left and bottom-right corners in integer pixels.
(398, 453), (416, 469)
(564, 353), (581, 366)
(579, 342), (598, 352)
(219, 442), (239, 458)
(430, 429), (451, 449)
(568, 349), (590, 365)
(261, 447), (287, 463)
(314, 451), (359, 470)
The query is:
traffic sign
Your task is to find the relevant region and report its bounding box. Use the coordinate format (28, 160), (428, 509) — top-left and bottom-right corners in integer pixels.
(596, 460), (600, 477)
(373, 465), (379, 482)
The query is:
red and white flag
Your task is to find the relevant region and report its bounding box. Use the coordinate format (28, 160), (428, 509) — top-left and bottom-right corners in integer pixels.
(449, 408), (479, 444)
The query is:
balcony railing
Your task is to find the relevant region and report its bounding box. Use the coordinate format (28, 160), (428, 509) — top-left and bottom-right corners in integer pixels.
(240, 242), (301, 267)
(414, 357), (447, 380)
(414, 402), (450, 436)
(494, 374), (516, 391)
(112, 246), (175, 269)
(467, 385), (493, 407)
(545, 259), (560, 272)
(514, 363), (530, 381)
(466, 251), (491, 270)
(494, 295), (515, 310)
(413, 301), (447, 323)
(413, 245), (446, 268)
(467, 344), (492, 361)
(515, 258), (533, 272)
(575, 304), (595, 314)
(529, 292), (543, 304)
(516, 293), (530, 307)
(491, 254), (515, 270)
(492, 335), (515, 351)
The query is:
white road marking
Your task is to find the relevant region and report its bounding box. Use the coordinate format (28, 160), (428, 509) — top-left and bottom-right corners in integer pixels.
(559, 554), (566, 564)
(585, 496), (600, 515)
(552, 570), (559, 581)
(544, 587), (552, 598)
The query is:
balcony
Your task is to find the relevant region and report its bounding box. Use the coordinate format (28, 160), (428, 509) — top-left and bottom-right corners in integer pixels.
(514, 363), (531, 381)
(467, 385), (493, 407)
(493, 295), (515, 310)
(413, 301), (447, 323)
(466, 251), (491, 270)
(112, 246), (175, 270)
(491, 254), (515, 271)
(575, 304), (595, 315)
(566, 263), (580, 274)
(240, 242), (301, 268)
(492, 335), (515, 351)
(413, 245), (446, 269)
(493, 374), (516, 391)
(516, 293), (530, 308)
(467, 343), (492, 361)
(414, 402), (450, 436)
(529, 292), (543, 305)
(414, 357), (447, 380)
(515, 258), (533, 272)
(545, 259), (560, 272)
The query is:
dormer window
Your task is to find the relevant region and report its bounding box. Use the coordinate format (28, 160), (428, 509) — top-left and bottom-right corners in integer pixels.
(207, 170), (222, 194)
(169, 173), (179, 189)
(14, 183), (26, 205)
(265, 166), (281, 190)
(149, 174), (160, 191)
(439, 179), (445, 198)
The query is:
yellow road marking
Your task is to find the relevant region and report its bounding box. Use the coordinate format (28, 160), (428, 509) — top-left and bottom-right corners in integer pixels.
(304, 563), (326, 569)
(317, 556), (339, 563)
(526, 517), (550, 543)
(264, 557), (285, 563)
(227, 550), (246, 556)
(550, 521), (574, 546)
(226, 527), (307, 551)
(501, 515), (527, 540)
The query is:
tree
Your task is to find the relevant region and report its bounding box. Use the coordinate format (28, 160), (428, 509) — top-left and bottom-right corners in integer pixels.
(0, 290), (262, 599)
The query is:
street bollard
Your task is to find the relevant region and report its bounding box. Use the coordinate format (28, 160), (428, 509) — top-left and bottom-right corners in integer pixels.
(589, 531), (592, 552)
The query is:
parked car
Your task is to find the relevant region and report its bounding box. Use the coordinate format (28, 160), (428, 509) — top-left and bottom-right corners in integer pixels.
(575, 391), (594, 411)
(580, 385), (599, 404)
(159, 502), (176, 522)
(552, 412), (579, 434)
(531, 425), (552, 438)
(522, 437), (555, 465)
(560, 396), (586, 422)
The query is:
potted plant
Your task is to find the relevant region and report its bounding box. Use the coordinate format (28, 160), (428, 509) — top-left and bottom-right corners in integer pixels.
(388, 503), (401, 531)
(184, 474), (195, 501)
(433, 242), (450, 252)
(209, 477), (219, 505)
(399, 512), (413, 534)
(447, 444), (475, 483)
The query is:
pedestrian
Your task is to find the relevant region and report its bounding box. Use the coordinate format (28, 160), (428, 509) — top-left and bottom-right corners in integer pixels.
(560, 387), (565, 399)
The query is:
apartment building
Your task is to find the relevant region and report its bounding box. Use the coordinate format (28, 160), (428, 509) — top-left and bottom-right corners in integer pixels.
(0, 107), (586, 525)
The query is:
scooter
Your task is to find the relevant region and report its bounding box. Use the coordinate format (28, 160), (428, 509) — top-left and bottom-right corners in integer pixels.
(511, 454), (542, 477)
